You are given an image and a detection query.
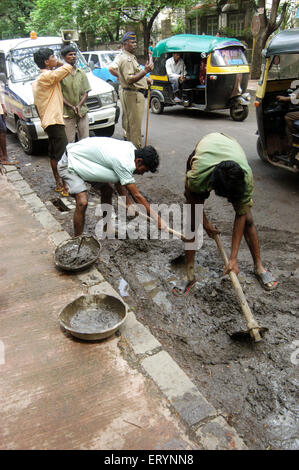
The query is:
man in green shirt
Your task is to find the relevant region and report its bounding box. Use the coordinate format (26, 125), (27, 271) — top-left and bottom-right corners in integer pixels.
(174, 133), (277, 295)
(60, 45), (91, 143)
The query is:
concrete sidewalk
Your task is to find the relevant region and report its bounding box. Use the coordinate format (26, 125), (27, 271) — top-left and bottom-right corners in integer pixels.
(0, 166), (247, 450)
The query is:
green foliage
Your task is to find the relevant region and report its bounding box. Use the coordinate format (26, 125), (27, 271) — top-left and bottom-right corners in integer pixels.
(171, 19), (186, 35)
(0, 0), (35, 39)
(28, 0), (76, 36)
(0, 0), (197, 46)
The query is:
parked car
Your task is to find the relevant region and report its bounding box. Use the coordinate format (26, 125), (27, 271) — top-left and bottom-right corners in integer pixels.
(0, 36), (119, 154)
(82, 50), (121, 93)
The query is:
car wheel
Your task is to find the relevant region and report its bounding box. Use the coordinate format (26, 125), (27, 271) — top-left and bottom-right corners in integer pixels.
(16, 120), (36, 154)
(230, 105), (248, 122)
(151, 96), (164, 114)
(257, 136), (269, 163)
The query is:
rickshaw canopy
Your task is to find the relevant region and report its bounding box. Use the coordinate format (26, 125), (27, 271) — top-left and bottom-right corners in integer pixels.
(264, 29), (299, 57)
(153, 34), (245, 58)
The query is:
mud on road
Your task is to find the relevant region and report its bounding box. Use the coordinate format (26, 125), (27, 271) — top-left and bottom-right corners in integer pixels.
(8, 135), (299, 450)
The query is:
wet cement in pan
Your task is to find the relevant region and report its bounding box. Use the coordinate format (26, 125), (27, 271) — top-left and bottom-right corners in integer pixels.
(94, 231), (299, 450)
(70, 307), (121, 333)
(55, 241), (99, 268)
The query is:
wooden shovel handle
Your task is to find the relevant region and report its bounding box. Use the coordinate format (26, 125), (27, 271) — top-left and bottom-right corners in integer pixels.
(118, 200), (187, 241)
(214, 234), (262, 342)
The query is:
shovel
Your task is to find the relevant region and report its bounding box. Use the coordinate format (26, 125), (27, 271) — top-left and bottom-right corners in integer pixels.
(118, 200), (187, 241)
(214, 234), (267, 342)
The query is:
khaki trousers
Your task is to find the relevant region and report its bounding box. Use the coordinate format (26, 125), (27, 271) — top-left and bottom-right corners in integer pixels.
(64, 114), (89, 143)
(119, 88), (127, 139)
(122, 90), (145, 149)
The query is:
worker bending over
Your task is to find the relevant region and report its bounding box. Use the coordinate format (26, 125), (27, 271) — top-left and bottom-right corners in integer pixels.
(58, 136), (167, 236)
(174, 132), (278, 295)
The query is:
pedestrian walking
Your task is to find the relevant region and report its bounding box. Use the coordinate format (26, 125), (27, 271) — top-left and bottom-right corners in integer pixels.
(60, 45), (91, 143)
(116, 32), (153, 148)
(32, 47), (72, 196)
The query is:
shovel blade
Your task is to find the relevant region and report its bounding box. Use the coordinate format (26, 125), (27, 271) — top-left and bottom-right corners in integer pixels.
(229, 327), (268, 342)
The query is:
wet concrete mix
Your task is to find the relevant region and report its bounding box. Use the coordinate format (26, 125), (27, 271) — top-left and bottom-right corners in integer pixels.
(12, 139), (299, 450)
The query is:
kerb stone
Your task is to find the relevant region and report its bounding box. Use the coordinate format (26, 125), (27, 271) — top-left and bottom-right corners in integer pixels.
(141, 351), (216, 426)
(119, 311), (161, 355)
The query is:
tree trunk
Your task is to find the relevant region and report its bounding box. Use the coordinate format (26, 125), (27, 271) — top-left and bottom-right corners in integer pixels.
(143, 22), (151, 60)
(250, 0), (288, 79)
(86, 32), (96, 50)
(250, 29), (268, 79)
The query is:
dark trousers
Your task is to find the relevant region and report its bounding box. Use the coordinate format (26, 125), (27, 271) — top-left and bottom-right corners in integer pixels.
(45, 124), (68, 161)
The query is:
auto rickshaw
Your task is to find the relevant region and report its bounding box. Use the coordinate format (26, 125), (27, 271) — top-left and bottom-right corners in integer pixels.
(150, 34), (251, 121)
(255, 28), (299, 173)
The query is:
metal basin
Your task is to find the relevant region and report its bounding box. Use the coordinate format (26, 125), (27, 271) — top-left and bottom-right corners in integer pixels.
(54, 236), (102, 272)
(59, 294), (127, 341)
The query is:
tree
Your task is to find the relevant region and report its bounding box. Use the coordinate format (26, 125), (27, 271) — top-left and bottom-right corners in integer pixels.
(119, 0), (197, 56)
(250, 0), (288, 79)
(0, 0), (35, 39)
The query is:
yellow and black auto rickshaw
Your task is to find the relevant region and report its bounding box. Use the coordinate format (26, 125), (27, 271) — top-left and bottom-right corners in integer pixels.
(255, 28), (299, 173)
(150, 34), (251, 121)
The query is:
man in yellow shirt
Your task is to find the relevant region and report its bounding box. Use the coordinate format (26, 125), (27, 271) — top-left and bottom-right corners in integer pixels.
(33, 48), (72, 195)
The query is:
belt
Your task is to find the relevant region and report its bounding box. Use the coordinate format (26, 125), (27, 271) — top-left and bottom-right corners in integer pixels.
(123, 88), (148, 97)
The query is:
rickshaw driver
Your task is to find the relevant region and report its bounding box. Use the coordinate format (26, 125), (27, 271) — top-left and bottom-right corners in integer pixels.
(173, 132), (278, 296)
(165, 53), (186, 101)
(277, 91), (299, 148)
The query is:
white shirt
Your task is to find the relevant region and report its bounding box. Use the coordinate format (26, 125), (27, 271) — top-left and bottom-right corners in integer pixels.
(165, 57), (186, 79)
(67, 137), (137, 186)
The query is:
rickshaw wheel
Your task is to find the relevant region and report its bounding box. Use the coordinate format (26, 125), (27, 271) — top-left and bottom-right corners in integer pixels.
(230, 105), (248, 122)
(151, 96), (164, 114)
(257, 137), (269, 163)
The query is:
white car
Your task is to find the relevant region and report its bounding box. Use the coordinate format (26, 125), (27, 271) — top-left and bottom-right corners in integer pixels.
(82, 50), (121, 93)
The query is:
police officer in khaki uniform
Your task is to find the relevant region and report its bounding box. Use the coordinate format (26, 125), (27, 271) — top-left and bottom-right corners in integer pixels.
(116, 32), (153, 149)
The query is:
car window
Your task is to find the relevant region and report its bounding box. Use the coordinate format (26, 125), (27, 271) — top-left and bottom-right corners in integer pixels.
(90, 54), (100, 66)
(99, 52), (119, 67)
(9, 43), (90, 82)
